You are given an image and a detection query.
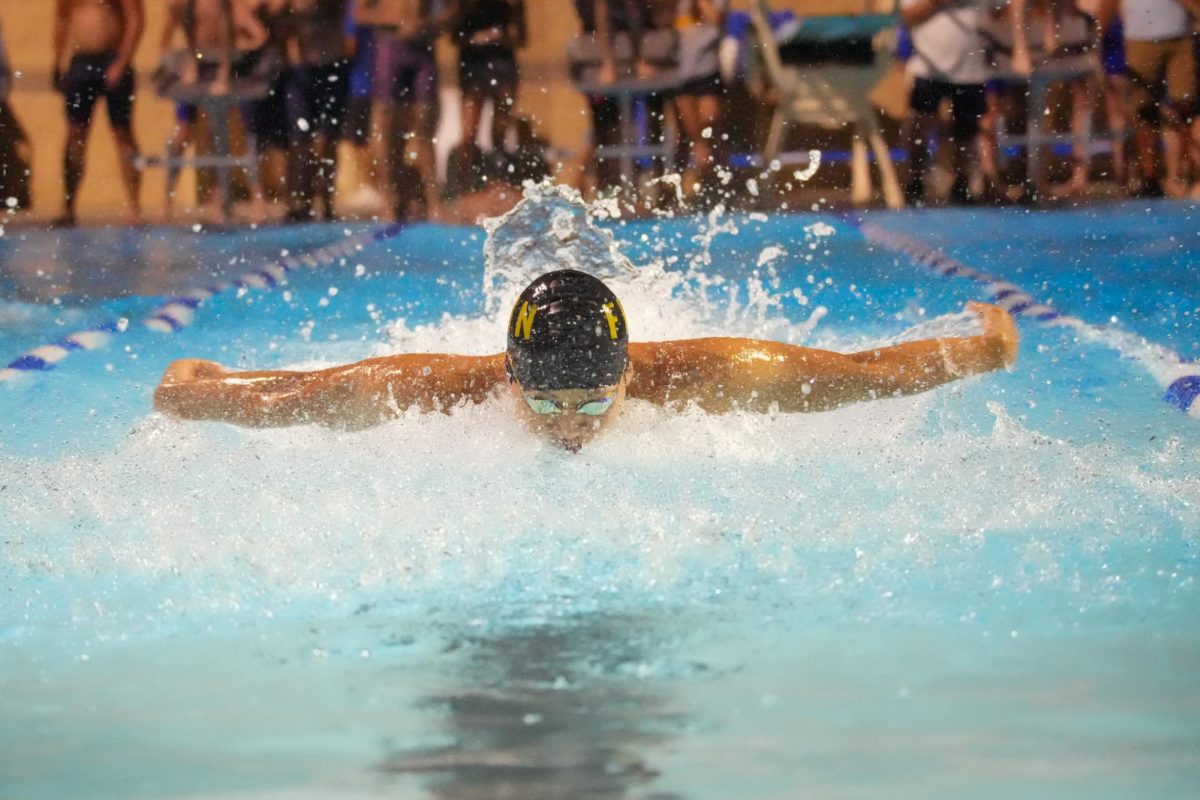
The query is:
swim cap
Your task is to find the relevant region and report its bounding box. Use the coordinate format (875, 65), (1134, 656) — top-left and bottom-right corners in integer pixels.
(506, 269), (629, 390)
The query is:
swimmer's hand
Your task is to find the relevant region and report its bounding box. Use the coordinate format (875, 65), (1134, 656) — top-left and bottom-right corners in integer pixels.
(154, 359), (230, 420)
(968, 301), (1019, 369)
(160, 358), (228, 385)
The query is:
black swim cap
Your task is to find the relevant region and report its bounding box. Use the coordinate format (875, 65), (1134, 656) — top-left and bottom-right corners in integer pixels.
(506, 269), (629, 390)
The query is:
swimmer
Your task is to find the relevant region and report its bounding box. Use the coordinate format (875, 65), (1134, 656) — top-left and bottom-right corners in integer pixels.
(155, 270), (1019, 451)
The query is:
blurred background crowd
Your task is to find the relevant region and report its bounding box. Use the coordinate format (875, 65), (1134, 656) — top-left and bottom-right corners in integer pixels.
(0, 0), (1197, 226)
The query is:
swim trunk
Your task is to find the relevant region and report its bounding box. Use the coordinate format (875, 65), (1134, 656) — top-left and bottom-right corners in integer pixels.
(175, 103), (197, 124)
(63, 51), (135, 129)
(243, 74), (289, 152)
(676, 72), (723, 97)
(341, 95), (372, 144)
(1102, 18), (1126, 77)
(1125, 36), (1195, 108)
(458, 46), (518, 98)
(285, 60), (351, 140)
(379, 38), (438, 105)
(909, 78), (986, 140)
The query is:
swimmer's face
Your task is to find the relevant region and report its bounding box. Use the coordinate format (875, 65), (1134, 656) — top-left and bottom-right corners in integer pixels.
(511, 372), (629, 452)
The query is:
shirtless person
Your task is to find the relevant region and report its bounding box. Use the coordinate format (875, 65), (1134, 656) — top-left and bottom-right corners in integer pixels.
(380, 0), (454, 221)
(155, 270), (1020, 452)
(283, 0), (353, 222)
(52, 0), (146, 226)
(158, 0), (269, 222)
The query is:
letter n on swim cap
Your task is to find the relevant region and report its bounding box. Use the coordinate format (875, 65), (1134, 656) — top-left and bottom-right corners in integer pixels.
(506, 270), (629, 390)
(514, 301), (538, 340)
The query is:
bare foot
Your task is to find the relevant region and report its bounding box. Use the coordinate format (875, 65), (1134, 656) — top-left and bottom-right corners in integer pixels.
(1049, 172), (1088, 199)
(1165, 178), (1190, 199)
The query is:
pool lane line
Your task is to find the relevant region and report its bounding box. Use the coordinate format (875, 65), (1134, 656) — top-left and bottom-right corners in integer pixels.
(0, 222), (406, 383)
(853, 218), (1200, 419)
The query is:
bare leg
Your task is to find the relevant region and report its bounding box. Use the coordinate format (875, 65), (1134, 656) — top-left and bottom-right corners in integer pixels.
(491, 84), (516, 153)
(904, 111), (936, 205)
(1010, 0), (1034, 76)
(315, 133), (338, 220)
(397, 102), (441, 217)
(165, 119), (192, 221)
(1160, 102), (1188, 197)
(1104, 75), (1129, 187)
(1054, 79), (1094, 196)
(448, 92), (484, 197)
(60, 119), (91, 225)
(111, 125), (143, 224)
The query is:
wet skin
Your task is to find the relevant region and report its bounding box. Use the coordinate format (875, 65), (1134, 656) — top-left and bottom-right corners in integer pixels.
(509, 376), (629, 452)
(155, 302), (1020, 450)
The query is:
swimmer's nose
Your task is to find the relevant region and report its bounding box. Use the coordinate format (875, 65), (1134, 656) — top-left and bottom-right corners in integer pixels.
(545, 414), (601, 451)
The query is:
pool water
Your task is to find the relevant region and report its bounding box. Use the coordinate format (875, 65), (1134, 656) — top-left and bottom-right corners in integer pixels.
(1, 189), (1198, 799)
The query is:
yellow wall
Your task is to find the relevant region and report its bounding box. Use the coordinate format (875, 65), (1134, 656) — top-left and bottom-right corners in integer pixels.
(0, 0), (588, 223)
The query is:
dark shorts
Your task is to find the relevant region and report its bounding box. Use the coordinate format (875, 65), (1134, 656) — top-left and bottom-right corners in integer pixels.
(63, 52), (135, 129)
(380, 39), (438, 105)
(341, 95), (372, 144)
(458, 47), (518, 97)
(909, 78), (986, 140)
(1102, 18), (1126, 76)
(676, 72), (723, 97)
(286, 60), (351, 140)
(175, 103), (197, 124)
(243, 74), (289, 151)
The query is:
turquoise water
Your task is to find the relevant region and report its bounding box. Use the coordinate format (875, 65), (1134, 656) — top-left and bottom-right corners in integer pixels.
(1, 192), (1198, 799)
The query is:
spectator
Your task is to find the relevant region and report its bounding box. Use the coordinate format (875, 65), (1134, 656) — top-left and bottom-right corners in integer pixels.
(1100, 0), (1200, 197)
(446, 0), (526, 199)
(672, 0), (726, 200)
(52, 0), (146, 226)
(377, 1), (451, 222)
(283, 0), (353, 222)
(572, 0), (649, 194)
(0, 16), (32, 211)
(340, 11), (385, 214)
(981, 0), (1100, 200)
(1084, 0), (1131, 189)
(242, 0), (291, 212)
(900, 0), (989, 205)
(159, 0), (268, 222)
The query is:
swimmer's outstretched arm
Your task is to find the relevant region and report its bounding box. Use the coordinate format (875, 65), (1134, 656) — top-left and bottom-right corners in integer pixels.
(154, 353), (507, 430)
(628, 302), (1018, 413)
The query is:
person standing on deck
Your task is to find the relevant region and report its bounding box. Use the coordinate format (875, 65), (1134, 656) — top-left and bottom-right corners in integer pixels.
(900, 0), (988, 206)
(1099, 0), (1200, 198)
(52, 0), (146, 226)
(379, 0), (453, 222)
(159, 0), (270, 223)
(283, 0), (353, 222)
(445, 0), (526, 198)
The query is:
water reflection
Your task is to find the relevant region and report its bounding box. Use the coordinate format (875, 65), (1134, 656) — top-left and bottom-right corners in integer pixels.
(380, 612), (688, 800)
(0, 225), (348, 301)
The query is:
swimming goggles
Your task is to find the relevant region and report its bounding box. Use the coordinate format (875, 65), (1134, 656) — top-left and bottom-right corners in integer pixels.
(522, 387), (618, 417)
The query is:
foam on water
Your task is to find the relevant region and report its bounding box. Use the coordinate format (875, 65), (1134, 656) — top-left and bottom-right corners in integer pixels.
(3, 187), (1199, 634)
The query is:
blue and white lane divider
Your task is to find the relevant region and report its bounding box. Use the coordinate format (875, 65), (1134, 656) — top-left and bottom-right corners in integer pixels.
(855, 219), (1200, 419)
(0, 222), (406, 382)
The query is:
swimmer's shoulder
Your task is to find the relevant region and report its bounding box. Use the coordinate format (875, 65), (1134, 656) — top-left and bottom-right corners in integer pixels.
(627, 339), (757, 403)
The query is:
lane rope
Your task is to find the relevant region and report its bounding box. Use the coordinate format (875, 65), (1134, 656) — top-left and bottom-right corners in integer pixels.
(1, 223), (405, 383)
(855, 219), (1200, 419)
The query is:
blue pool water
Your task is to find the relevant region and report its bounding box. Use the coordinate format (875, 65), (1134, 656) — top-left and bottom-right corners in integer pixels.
(1, 189), (1198, 799)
